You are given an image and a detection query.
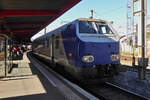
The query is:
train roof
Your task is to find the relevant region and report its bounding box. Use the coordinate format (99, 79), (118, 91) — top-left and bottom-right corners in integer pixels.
(33, 18), (108, 41)
(77, 18), (106, 23)
(34, 20), (75, 41)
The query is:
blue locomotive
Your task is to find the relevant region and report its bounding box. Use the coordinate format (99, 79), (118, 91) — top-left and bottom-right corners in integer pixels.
(32, 18), (120, 81)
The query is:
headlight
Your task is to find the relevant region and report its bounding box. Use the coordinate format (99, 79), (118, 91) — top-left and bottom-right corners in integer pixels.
(82, 55), (94, 62)
(111, 54), (119, 61)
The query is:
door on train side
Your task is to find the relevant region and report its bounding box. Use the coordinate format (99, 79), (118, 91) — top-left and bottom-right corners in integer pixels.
(52, 35), (55, 62)
(65, 24), (77, 65)
(49, 36), (53, 61)
(54, 35), (61, 63)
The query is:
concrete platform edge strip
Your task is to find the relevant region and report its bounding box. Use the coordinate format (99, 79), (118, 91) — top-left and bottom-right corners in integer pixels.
(28, 53), (99, 100)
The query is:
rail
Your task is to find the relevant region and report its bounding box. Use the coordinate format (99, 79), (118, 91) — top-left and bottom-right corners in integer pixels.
(105, 82), (149, 100)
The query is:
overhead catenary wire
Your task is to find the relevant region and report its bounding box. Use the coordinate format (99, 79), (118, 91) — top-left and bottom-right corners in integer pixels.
(92, 6), (126, 26)
(92, 6), (124, 17)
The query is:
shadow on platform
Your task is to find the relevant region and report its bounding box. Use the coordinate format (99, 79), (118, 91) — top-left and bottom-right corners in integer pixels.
(0, 52), (66, 100)
(8, 64), (18, 74)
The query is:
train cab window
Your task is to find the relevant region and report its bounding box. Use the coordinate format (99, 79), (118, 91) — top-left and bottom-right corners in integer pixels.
(101, 27), (106, 34)
(95, 22), (113, 34)
(79, 21), (96, 34)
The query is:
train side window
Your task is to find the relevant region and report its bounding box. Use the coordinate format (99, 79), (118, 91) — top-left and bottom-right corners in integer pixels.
(66, 24), (72, 32)
(40, 40), (44, 48)
(44, 39), (49, 48)
(55, 36), (60, 49)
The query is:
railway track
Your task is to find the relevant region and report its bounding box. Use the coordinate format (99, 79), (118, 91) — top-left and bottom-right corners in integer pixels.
(121, 55), (150, 74)
(121, 65), (150, 74)
(105, 82), (149, 100)
(83, 82), (149, 100)
(32, 53), (150, 100)
(121, 54), (150, 66)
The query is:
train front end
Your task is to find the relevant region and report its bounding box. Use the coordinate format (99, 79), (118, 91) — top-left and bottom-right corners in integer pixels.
(76, 18), (120, 79)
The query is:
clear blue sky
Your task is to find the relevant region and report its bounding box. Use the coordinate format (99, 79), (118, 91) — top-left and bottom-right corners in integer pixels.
(31, 0), (150, 40)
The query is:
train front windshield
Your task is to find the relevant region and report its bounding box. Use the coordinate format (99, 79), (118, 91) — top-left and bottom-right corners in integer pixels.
(79, 21), (113, 34)
(95, 22), (113, 34)
(79, 21), (97, 34)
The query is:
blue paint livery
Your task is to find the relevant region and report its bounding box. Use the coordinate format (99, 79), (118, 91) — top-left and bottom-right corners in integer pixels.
(33, 18), (120, 79)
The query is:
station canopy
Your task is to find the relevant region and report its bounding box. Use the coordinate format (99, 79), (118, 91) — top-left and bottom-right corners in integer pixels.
(0, 0), (80, 43)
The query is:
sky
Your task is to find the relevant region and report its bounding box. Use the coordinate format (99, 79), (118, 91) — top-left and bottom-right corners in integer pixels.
(31, 0), (150, 41)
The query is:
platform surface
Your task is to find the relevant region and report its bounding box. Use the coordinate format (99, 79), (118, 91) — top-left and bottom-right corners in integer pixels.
(0, 53), (66, 100)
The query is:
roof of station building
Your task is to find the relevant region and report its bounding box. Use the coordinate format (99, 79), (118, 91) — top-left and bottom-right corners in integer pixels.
(0, 0), (81, 43)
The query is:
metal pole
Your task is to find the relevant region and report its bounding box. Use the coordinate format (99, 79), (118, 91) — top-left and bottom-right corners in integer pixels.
(132, 2), (135, 66)
(138, 0), (148, 80)
(4, 37), (7, 77)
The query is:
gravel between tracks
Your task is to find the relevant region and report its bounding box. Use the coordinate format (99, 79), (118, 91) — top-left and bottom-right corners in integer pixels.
(113, 70), (150, 98)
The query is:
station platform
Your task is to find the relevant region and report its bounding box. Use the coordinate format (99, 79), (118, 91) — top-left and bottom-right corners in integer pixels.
(0, 52), (98, 100)
(0, 52), (67, 100)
